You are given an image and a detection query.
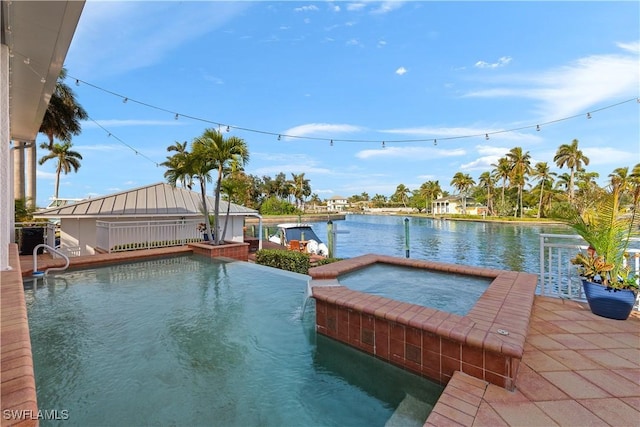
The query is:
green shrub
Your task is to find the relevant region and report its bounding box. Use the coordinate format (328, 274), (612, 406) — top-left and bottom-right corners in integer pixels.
(259, 196), (301, 215)
(255, 249), (310, 274)
(314, 257), (343, 266)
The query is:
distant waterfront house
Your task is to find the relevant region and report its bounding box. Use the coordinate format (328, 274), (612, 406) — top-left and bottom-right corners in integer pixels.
(432, 195), (486, 216)
(326, 195), (349, 212)
(32, 182), (262, 256)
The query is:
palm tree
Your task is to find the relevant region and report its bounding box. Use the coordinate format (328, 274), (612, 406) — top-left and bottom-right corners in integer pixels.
(39, 68), (88, 149)
(492, 157), (511, 207)
(392, 184), (411, 207)
(553, 139), (589, 203)
(532, 162), (556, 218)
(450, 172), (475, 214)
(38, 141), (83, 199)
(291, 173), (311, 210)
(419, 180), (442, 215)
(477, 172), (495, 216)
(506, 147), (532, 218)
(193, 129), (249, 245)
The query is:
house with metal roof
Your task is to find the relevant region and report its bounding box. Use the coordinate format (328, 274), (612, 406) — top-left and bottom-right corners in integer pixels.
(33, 182), (262, 256)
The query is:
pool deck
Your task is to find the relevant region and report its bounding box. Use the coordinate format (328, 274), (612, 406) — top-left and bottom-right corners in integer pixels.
(2, 245), (639, 426)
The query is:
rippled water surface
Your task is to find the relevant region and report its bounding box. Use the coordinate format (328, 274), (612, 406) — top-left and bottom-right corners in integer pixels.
(27, 256), (443, 426)
(304, 214), (569, 273)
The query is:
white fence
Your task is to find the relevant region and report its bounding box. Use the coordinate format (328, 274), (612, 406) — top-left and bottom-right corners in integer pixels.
(96, 220), (203, 253)
(539, 233), (640, 310)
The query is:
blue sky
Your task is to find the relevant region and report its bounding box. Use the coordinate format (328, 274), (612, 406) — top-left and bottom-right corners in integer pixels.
(36, 1), (640, 207)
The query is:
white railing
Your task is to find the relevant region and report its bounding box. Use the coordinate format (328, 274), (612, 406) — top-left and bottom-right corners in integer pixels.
(539, 233), (640, 310)
(96, 220), (203, 253)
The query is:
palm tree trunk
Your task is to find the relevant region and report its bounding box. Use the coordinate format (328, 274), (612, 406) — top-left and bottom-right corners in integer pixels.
(213, 166), (223, 245)
(54, 163), (62, 199)
(537, 178), (545, 218)
(200, 180), (212, 241)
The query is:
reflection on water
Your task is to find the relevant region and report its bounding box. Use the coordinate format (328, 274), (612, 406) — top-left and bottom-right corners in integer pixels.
(308, 214), (568, 273)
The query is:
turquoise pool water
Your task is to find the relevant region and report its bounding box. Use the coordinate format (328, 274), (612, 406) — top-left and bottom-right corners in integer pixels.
(26, 255), (443, 426)
(338, 263), (492, 316)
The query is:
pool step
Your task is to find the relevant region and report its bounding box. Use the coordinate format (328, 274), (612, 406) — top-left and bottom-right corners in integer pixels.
(385, 393), (433, 427)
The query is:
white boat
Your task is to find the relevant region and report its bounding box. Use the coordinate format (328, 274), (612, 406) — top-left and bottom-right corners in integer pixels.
(268, 223), (329, 256)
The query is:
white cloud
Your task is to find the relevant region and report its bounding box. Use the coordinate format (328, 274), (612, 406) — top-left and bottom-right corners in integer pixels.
(474, 56), (512, 69)
(378, 40), (387, 48)
(347, 3), (366, 12)
(465, 44), (639, 120)
(356, 146), (465, 160)
(371, 1), (406, 14)
(395, 67), (407, 76)
(282, 123), (364, 138)
(75, 144), (125, 152)
(583, 146), (638, 167)
(617, 41), (640, 54)
(294, 5), (319, 12)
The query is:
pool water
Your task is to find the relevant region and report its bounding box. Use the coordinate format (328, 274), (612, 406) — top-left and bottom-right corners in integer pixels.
(26, 255), (443, 426)
(338, 263), (492, 316)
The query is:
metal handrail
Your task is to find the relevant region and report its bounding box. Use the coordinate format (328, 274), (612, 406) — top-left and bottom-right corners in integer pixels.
(33, 244), (70, 277)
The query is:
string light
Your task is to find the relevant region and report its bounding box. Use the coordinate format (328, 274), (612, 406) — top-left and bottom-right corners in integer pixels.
(66, 75), (638, 146)
(382, 141), (386, 148)
(226, 125), (230, 132)
(23, 58), (30, 65)
(433, 139), (437, 146)
(123, 98), (128, 103)
(330, 139), (333, 146)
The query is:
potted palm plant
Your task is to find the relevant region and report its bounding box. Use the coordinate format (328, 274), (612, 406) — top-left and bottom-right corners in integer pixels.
(560, 165), (640, 320)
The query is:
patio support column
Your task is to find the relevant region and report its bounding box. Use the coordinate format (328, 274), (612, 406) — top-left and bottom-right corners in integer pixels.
(13, 141), (25, 200)
(1, 43), (13, 270)
(26, 140), (36, 208)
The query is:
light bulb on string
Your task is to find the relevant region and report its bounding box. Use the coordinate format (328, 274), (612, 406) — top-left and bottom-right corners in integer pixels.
(75, 79), (79, 86)
(587, 112), (592, 119)
(382, 141), (386, 148)
(536, 125), (540, 131)
(226, 126), (230, 132)
(123, 98), (128, 103)
(433, 139), (437, 146)
(330, 139), (333, 146)
(175, 113), (179, 120)
(278, 135), (281, 141)
(485, 134), (489, 140)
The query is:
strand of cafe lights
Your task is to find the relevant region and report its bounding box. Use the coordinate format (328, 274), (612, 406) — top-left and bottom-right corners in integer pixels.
(69, 75), (639, 167)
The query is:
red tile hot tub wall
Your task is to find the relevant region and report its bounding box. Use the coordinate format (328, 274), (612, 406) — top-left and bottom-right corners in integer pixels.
(310, 254), (537, 390)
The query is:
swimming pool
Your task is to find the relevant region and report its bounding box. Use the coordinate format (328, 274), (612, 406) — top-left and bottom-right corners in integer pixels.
(338, 263), (492, 316)
(26, 255), (443, 426)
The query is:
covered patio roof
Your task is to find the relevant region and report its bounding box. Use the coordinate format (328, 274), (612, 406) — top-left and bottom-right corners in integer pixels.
(33, 182), (260, 219)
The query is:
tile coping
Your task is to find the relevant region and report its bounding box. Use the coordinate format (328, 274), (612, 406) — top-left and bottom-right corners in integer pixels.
(309, 254), (538, 388)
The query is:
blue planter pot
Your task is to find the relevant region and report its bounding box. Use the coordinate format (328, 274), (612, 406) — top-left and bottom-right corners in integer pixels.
(582, 279), (637, 320)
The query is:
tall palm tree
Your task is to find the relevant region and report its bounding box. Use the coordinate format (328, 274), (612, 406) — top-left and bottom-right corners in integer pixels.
(477, 172), (495, 216)
(506, 147), (532, 218)
(450, 172), (475, 214)
(39, 68), (88, 149)
(38, 141), (83, 199)
(419, 180), (442, 215)
(162, 141), (194, 190)
(392, 184), (411, 207)
(532, 162), (556, 218)
(491, 157), (511, 207)
(553, 139), (589, 203)
(291, 172), (311, 210)
(193, 129), (249, 245)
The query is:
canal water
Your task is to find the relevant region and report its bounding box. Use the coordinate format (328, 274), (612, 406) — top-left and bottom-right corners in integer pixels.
(296, 214), (569, 275)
